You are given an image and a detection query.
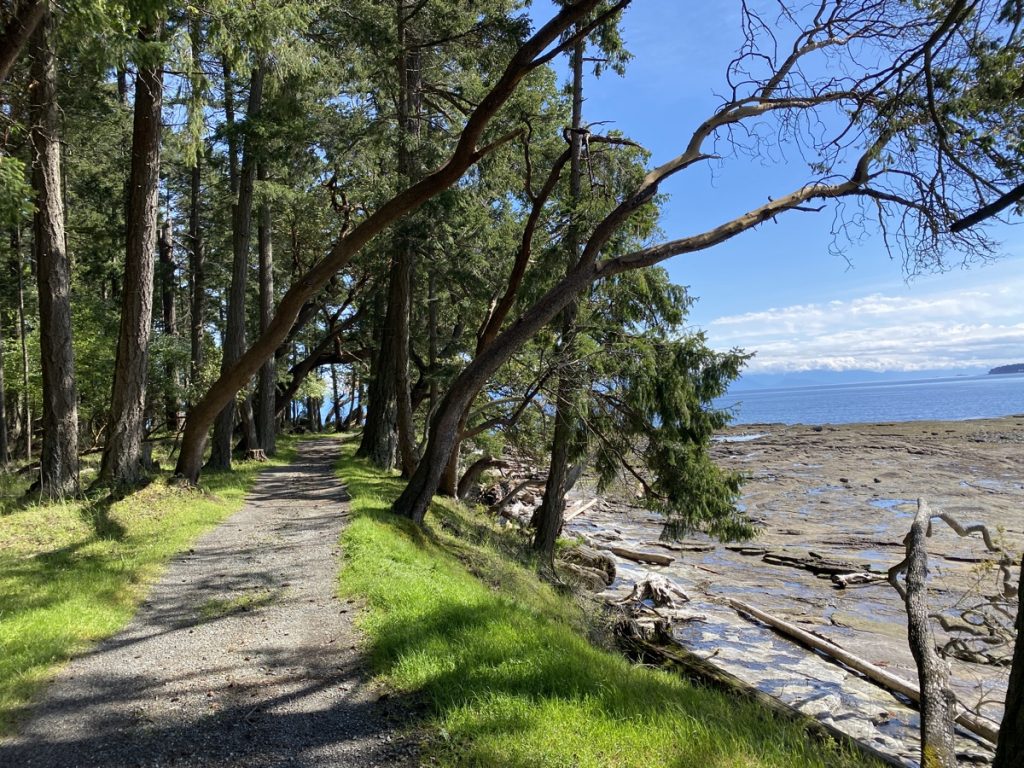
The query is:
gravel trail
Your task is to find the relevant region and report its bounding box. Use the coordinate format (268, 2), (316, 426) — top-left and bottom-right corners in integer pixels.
(1, 438), (417, 768)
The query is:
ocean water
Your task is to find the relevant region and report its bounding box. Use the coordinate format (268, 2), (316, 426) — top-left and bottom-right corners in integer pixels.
(717, 373), (1024, 425)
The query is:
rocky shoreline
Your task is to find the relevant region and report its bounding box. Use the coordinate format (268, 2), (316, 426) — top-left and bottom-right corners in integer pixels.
(562, 416), (1023, 766)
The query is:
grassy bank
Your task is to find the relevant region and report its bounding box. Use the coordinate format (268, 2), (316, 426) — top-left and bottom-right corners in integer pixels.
(336, 443), (881, 768)
(0, 438), (297, 735)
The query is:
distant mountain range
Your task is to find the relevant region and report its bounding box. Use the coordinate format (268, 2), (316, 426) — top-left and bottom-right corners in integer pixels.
(730, 368), (985, 392)
(989, 363), (1024, 375)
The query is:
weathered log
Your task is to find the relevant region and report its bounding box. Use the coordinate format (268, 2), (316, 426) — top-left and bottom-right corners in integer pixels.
(563, 498), (598, 523)
(560, 544), (616, 585)
(614, 619), (905, 768)
(728, 598), (1000, 745)
(555, 560), (609, 591)
(605, 546), (674, 566)
(832, 572), (888, 588)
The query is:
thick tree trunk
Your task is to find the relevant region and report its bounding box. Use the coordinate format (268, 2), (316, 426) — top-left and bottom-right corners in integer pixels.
(208, 64), (264, 470)
(99, 24), (163, 488)
(993, 556), (1024, 768)
(394, 263), (596, 523)
(330, 364), (342, 432)
(172, 2), (605, 484)
(158, 217), (179, 430)
(256, 162), (276, 455)
(534, 33), (586, 558)
(29, 8), (79, 498)
(359, 13), (420, 473)
(0, 0), (45, 84)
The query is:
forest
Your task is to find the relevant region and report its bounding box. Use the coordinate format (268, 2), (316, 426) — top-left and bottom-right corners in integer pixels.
(1, 0), (1023, 766)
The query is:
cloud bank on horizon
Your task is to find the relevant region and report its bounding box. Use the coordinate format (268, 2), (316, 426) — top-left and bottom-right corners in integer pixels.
(706, 275), (1024, 374)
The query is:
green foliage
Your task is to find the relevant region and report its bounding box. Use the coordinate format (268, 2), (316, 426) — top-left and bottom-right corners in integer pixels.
(0, 157), (32, 228)
(336, 441), (880, 768)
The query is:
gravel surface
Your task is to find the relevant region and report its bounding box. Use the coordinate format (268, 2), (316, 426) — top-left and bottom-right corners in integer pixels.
(1, 438), (418, 768)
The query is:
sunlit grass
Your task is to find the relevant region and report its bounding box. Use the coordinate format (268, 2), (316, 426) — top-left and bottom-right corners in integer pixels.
(0, 437), (298, 735)
(336, 441), (882, 768)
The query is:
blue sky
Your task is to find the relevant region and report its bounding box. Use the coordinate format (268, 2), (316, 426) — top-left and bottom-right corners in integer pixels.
(534, 1), (1024, 375)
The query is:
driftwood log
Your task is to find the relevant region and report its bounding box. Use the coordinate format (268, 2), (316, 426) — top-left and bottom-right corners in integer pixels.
(728, 598), (1000, 745)
(559, 544), (616, 587)
(614, 619), (905, 768)
(604, 545), (674, 566)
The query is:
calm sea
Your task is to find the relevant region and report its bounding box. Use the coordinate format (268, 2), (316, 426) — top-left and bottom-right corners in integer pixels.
(718, 373), (1024, 425)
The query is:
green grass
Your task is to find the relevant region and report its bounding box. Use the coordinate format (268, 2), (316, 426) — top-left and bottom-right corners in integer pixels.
(0, 437), (298, 735)
(336, 442), (883, 768)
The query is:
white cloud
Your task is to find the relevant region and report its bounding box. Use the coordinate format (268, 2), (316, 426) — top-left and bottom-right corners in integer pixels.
(705, 278), (1024, 373)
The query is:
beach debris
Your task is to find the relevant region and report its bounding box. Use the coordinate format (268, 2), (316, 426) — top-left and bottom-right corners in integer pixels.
(728, 597), (1000, 746)
(604, 545), (674, 566)
(616, 576), (690, 609)
(832, 572), (888, 588)
(559, 544), (616, 586)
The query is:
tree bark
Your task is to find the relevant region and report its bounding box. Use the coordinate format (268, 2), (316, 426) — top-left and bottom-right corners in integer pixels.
(0, 0), (45, 84)
(99, 23), (163, 488)
(188, 156), (205, 390)
(0, 310), (9, 467)
(256, 161), (276, 455)
(187, 17), (205, 396)
(15, 230), (31, 462)
(901, 500), (957, 768)
(359, 8), (420, 474)
(173, 1), (611, 484)
(158, 217), (179, 430)
(208, 63), (264, 470)
(534, 32), (586, 558)
(30, 8), (79, 498)
(993, 556), (1024, 768)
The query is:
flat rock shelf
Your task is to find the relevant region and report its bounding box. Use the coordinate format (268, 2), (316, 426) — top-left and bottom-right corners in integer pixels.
(566, 416), (1023, 767)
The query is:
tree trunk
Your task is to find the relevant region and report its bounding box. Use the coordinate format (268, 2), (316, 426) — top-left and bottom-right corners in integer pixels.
(187, 19), (205, 396)
(208, 63), (264, 470)
(15, 230), (31, 462)
(256, 162), (276, 455)
(901, 500), (957, 768)
(172, 1), (604, 484)
(0, 310), (9, 467)
(0, 0), (45, 84)
(188, 156), (205, 390)
(158, 217), (179, 430)
(534, 33), (586, 558)
(359, 11), (420, 474)
(99, 23), (163, 488)
(993, 556), (1024, 768)
(393, 263), (596, 523)
(330, 364), (342, 432)
(29, 8), (79, 497)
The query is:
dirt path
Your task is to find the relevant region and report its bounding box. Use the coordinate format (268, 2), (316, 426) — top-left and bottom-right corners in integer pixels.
(0, 438), (417, 768)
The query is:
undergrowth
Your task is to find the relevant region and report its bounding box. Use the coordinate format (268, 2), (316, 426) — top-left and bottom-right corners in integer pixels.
(0, 436), (298, 735)
(336, 441), (882, 768)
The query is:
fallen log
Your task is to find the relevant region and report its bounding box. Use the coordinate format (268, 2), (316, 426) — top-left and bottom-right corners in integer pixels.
(728, 598), (1000, 745)
(832, 572), (888, 589)
(560, 544), (616, 586)
(563, 498), (599, 523)
(605, 546), (674, 566)
(614, 619), (905, 768)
